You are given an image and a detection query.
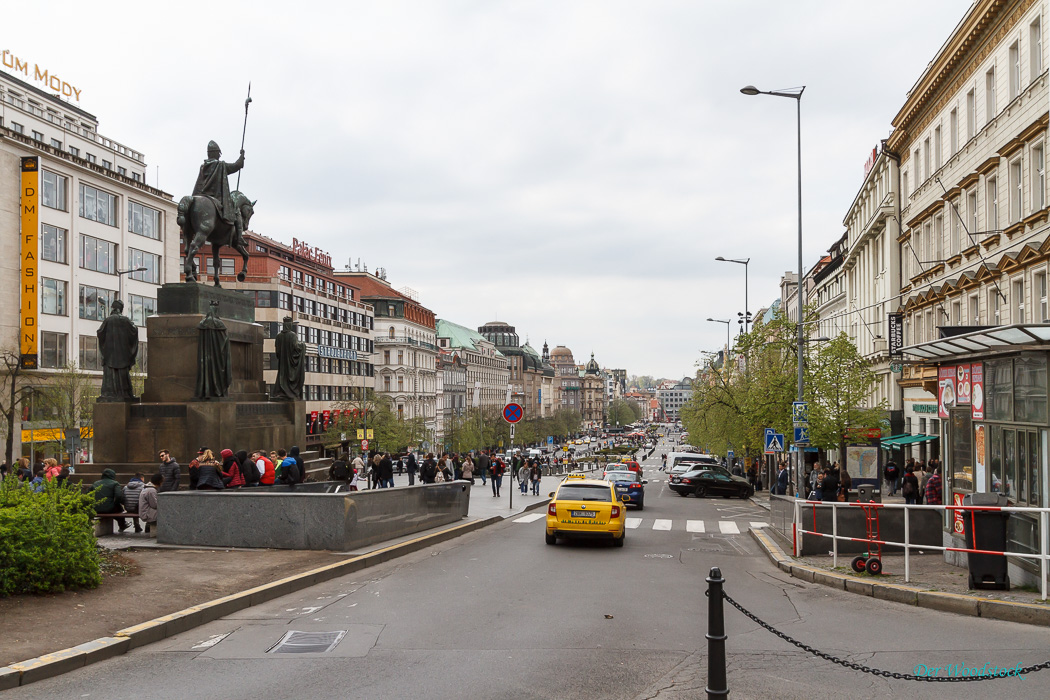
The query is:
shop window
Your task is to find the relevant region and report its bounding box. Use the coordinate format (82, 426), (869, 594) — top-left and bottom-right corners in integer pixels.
(1013, 355), (1047, 424)
(985, 358), (1013, 422)
(990, 424), (1003, 495)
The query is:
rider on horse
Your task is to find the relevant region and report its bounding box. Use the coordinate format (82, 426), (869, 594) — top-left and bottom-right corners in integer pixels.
(193, 141), (246, 249)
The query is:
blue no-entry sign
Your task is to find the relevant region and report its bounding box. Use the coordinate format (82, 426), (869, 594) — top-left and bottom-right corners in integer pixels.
(503, 403), (523, 423)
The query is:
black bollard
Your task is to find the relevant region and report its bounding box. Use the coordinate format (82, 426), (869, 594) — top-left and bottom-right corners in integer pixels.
(706, 566), (729, 699)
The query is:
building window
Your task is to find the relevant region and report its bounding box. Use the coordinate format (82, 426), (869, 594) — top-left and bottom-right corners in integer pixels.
(41, 170), (67, 211)
(278, 265), (290, 280)
(204, 257), (235, 276)
(987, 176), (998, 229)
(913, 149), (921, 184)
(132, 173), (141, 182)
(1032, 18), (1043, 76)
(80, 235), (117, 274)
(117, 166), (126, 176)
(42, 224), (67, 263)
(398, 376), (404, 391)
(134, 342), (147, 375)
(1010, 158), (1023, 222)
(278, 292), (291, 310)
(950, 108), (959, 155)
(1013, 278), (1026, 323)
(101, 159), (112, 170)
(50, 138), (62, 149)
(966, 88), (976, 140)
(41, 332), (67, 369)
(969, 294), (980, 324)
(967, 188), (978, 235)
(1038, 271), (1049, 322)
(127, 294), (156, 327)
(128, 249), (161, 284)
(986, 67), (996, 123)
(31, 130), (44, 141)
(79, 183), (117, 226)
(1032, 144), (1045, 210)
(949, 200), (960, 254)
(42, 278), (67, 316)
(79, 335), (102, 371)
(384, 376), (391, 392)
(68, 146), (79, 157)
(129, 201), (161, 240)
(86, 153), (96, 164)
(1010, 41), (1021, 100)
(934, 126), (942, 170)
(990, 289), (1001, 324)
(923, 137), (931, 178)
(79, 285), (116, 321)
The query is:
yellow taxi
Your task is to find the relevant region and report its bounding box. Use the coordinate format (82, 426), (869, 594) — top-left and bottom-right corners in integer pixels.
(545, 478), (627, 547)
(565, 471), (588, 480)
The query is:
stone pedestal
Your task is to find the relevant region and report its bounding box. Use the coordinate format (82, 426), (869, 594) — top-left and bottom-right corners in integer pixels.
(93, 283), (305, 465)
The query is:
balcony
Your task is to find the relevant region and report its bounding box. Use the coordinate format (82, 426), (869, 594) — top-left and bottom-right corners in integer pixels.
(375, 336), (437, 351)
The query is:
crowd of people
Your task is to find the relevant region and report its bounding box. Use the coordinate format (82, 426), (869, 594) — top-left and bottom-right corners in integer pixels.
(882, 457), (943, 505)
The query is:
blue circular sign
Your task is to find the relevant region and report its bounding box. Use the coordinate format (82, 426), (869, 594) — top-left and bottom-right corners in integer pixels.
(503, 403), (523, 423)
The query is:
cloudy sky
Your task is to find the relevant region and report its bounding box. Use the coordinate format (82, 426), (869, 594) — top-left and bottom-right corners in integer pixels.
(14, 0), (971, 379)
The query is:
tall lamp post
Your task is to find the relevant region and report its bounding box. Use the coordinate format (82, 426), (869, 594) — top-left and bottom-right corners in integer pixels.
(742, 83), (805, 494)
(706, 318), (731, 370)
(715, 257), (750, 335)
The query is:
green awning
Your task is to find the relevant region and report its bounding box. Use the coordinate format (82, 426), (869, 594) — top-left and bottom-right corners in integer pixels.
(881, 433), (939, 447)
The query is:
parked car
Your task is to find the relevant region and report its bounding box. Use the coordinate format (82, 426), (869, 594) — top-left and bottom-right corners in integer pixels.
(669, 467), (753, 499)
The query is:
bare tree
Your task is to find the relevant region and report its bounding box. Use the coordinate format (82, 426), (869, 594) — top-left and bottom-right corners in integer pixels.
(0, 349), (31, 466)
(33, 362), (100, 465)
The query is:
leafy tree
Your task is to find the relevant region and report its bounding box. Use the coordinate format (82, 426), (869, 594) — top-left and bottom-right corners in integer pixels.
(804, 332), (886, 454)
(34, 363), (99, 463)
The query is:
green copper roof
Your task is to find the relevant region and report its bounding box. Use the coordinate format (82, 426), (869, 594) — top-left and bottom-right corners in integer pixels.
(437, 318), (501, 354)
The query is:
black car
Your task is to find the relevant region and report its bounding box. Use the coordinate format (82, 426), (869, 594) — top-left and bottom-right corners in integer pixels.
(669, 467), (753, 499)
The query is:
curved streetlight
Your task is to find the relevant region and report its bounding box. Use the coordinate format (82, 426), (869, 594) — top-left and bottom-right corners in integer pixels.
(706, 318), (731, 367)
(716, 257), (750, 334)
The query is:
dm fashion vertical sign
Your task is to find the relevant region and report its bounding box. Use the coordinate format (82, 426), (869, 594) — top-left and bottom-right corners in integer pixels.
(20, 157), (39, 369)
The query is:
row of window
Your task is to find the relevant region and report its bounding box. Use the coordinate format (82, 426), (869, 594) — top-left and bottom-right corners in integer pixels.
(280, 266), (354, 299)
(40, 170), (161, 238)
(271, 354), (373, 377)
(37, 331), (147, 371)
(42, 280), (155, 327)
(42, 225), (161, 282)
(909, 16), (1044, 192)
(5, 113), (144, 180)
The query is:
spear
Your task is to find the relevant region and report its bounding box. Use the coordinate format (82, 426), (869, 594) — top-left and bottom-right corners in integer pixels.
(236, 83), (252, 191)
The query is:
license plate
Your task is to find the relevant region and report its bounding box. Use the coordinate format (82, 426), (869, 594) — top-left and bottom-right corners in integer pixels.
(571, 510), (596, 517)
(615, 485), (628, 491)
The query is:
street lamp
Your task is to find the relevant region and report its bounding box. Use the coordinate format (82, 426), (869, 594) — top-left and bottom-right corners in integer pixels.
(116, 266), (148, 303)
(715, 257), (750, 334)
(706, 318), (731, 367)
(740, 84), (805, 404)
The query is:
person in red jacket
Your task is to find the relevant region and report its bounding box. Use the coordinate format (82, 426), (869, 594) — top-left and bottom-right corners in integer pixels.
(220, 448), (245, 488)
(252, 450), (276, 485)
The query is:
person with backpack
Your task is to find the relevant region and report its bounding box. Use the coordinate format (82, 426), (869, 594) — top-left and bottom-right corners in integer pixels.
(329, 453), (351, 483)
(288, 445), (305, 483)
(420, 453), (438, 484)
(901, 465), (920, 505)
(884, 459), (900, 496)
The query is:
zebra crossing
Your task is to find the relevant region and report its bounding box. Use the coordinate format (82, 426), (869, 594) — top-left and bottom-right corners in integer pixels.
(512, 512), (768, 534)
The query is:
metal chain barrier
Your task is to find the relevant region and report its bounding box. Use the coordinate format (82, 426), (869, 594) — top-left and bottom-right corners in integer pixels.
(717, 589), (1050, 682)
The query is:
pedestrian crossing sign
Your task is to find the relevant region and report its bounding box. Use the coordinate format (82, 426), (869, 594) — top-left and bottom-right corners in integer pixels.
(794, 426), (810, 444)
(764, 432), (785, 454)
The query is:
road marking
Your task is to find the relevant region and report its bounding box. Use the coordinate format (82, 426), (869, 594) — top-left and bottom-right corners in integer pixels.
(513, 513), (545, 523)
(718, 521), (740, 534)
(686, 520), (705, 533)
(625, 517), (642, 529)
(652, 519), (672, 531)
(750, 522), (769, 528)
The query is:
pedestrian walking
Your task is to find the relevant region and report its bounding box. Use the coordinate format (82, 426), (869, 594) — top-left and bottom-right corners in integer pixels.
(901, 466), (920, 505)
(530, 460), (542, 495)
(462, 455), (475, 484)
(924, 466), (943, 505)
(406, 452), (418, 486)
(884, 459), (900, 496)
(820, 466), (839, 503)
(519, 461), (529, 495)
(379, 452), (394, 488)
(476, 450), (489, 486)
(490, 455), (504, 497)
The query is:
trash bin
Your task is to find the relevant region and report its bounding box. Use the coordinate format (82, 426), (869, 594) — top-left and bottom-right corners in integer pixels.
(856, 484), (875, 503)
(962, 492), (1010, 590)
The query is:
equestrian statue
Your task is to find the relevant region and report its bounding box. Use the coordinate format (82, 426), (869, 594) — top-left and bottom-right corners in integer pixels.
(177, 140), (255, 286)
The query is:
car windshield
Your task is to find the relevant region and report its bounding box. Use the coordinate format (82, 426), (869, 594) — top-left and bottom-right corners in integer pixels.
(604, 472), (635, 482)
(557, 484), (613, 501)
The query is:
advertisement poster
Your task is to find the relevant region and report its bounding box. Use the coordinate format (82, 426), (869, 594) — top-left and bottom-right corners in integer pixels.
(974, 425), (986, 492)
(971, 363), (984, 420)
(322, 409), (331, 429)
(938, 367), (956, 419)
(953, 492), (966, 536)
(846, 445), (878, 479)
(956, 364), (971, 405)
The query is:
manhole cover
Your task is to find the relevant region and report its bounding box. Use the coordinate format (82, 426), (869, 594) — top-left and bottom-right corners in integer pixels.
(644, 553), (676, 559)
(267, 630), (347, 654)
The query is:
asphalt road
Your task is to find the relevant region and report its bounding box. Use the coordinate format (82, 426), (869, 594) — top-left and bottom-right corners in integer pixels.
(9, 434), (1050, 699)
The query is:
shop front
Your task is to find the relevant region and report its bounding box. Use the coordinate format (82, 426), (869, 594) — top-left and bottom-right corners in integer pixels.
(904, 324), (1049, 587)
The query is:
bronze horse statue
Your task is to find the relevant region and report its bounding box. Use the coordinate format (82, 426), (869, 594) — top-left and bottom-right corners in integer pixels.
(177, 191), (255, 286)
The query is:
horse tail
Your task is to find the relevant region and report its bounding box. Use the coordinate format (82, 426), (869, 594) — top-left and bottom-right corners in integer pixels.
(176, 196), (192, 232)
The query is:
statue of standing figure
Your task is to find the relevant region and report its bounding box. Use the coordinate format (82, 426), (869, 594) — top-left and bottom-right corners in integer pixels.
(96, 299), (139, 402)
(195, 301), (232, 399)
(273, 316), (305, 400)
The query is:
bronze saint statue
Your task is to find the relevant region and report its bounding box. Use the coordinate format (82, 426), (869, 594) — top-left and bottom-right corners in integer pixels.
(273, 316), (305, 400)
(177, 141), (255, 286)
(195, 301), (232, 399)
(96, 299), (139, 402)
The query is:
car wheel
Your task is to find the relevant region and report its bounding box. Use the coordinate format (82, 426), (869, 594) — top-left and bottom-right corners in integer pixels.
(635, 500), (644, 510)
(545, 531), (556, 545)
(613, 533), (625, 547)
(739, 489), (752, 499)
(695, 485), (706, 498)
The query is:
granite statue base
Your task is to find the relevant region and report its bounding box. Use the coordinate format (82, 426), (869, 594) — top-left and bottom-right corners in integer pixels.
(93, 400), (305, 465)
(156, 482), (471, 550)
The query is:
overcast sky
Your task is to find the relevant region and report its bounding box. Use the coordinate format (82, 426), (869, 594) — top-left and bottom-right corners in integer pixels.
(15, 0), (971, 379)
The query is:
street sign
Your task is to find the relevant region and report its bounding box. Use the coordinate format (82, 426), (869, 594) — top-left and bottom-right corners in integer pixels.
(727, 449), (735, 460)
(340, 432), (347, 441)
(510, 424), (516, 440)
(792, 401), (809, 424)
(361, 439), (369, 450)
(888, 313), (904, 357)
(367, 429), (374, 439)
(764, 427), (775, 437)
(793, 426), (810, 444)
(357, 429), (364, 440)
(503, 403), (523, 423)
(422, 440), (430, 450)
(547, 435), (554, 445)
(764, 432), (785, 454)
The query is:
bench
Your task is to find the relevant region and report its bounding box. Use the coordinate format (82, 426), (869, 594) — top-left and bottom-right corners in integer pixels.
(93, 512), (143, 536)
